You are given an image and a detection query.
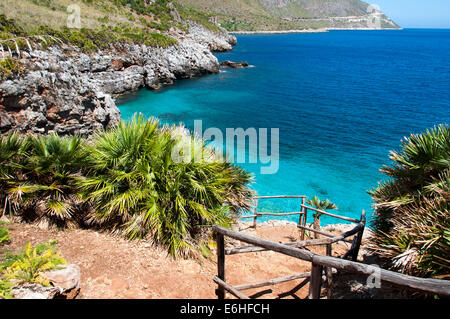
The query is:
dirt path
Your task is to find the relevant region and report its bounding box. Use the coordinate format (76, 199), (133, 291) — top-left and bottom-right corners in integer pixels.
(1, 221), (353, 299)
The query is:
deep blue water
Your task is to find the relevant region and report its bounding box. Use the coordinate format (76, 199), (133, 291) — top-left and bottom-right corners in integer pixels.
(117, 29), (450, 225)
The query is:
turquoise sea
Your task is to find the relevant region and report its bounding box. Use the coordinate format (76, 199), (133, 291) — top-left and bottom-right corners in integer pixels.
(118, 29), (450, 225)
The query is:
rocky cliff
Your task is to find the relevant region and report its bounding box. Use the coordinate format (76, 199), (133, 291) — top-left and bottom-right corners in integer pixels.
(0, 24), (236, 135)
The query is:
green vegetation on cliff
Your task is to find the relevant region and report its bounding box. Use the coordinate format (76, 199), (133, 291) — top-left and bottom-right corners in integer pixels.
(0, 58), (23, 80)
(0, 0), (220, 52)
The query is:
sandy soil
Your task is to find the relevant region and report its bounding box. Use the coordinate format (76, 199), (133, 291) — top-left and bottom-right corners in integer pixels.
(1, 221), (360, 299)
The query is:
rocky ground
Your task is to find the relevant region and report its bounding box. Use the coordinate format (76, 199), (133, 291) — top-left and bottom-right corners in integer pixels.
(0, 219), (406, 299)
(0, 23), (236, 135)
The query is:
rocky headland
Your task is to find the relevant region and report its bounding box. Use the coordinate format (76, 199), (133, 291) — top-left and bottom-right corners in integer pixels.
(0, 23), (236, 135)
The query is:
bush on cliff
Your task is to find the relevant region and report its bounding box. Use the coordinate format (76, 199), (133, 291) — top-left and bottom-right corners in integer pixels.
(0, 58), (23, 80)
(36, 25), (178, 52)
(0, 14), (26, 39)
(0, 115), (253, 258)
(369, 124), (450, 278)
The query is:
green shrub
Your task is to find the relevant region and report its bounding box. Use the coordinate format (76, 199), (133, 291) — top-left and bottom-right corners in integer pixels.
(3, 134), (86, 227)
(369, 124), (450, 278)
(34, 24), (178, 52)
(0, 132), (29, 216)
(0, 58), (23, 80)
(0, 1), (222, 54)
(77, 114), (252, 257)
(0, 223), (9, 245)
(0, 278), (13, 299)
(1, 241), (66, 287)
(0, 15), (26, 38)
(0, 116), (253, 257)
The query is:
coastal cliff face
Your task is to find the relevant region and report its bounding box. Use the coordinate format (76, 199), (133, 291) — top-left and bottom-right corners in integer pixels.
(0, 24), (236, 135)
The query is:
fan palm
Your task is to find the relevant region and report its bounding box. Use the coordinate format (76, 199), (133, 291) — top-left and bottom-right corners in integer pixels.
(306, 195), (338, 238)
(4, 133), (86, 226)
(78, 114), (252, 257)
(369, 124), (450, 277)
(0, 132), (29, 217)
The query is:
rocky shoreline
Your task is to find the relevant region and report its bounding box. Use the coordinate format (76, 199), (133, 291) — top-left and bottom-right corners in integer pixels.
(0, 23), (236, 135)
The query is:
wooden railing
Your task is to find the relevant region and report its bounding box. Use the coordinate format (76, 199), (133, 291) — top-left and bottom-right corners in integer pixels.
(213, 225), (450, 299)
(239, 195), (307, 228)
(239, 195), (365, 260)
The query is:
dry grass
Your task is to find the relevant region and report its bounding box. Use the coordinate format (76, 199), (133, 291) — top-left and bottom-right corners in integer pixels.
(0, 0), (146, 32)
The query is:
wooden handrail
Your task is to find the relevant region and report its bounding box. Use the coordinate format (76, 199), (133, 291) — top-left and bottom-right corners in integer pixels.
(297, 224), (353, 243)
(240, 196), (362, 235)
(253, 195), (306, 199)
(256, 211), (303, 217)
(228, 211), (364, 255)
(215, 225), (315, 262)
(312, 255), (450, 297)
(300, 204), (360, 223)
(234, 272), (311, 291)
(214, 276), (250, 299)
(213, 225), (450, 297)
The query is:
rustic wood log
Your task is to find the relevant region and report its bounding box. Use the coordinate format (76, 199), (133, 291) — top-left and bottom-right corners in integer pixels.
(299, 197), (306, 226)
(313, 214), (321, 239)
(300, 204), (360, 223)
(311, 255), (450, 297)
(225, 222), (363, 255)
(253, 199), (259, 229)
(343, 211), (366, 261)
(234, 272), (311, 291)
(309, 263), (323, 299)
(256, 212), (302, 217)
(254, 195), (306, 199)
(214, 276), (250, 299)
(300, 207), (308, 240)
(213, 224), (450, 297)
(297, 225), (353, 243)
(214, 225), (315, 262)
(326, 244), (333, 299)
(351, 211), (366, 261)
(225, 237), (341, 255)
(239, 215), (258, 219)
(216, 233), (225, 299)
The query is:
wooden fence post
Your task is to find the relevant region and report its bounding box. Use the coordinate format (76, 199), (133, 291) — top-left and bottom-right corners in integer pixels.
(351, 210), (366, 261)
(313, 214), (321, 239)
(299, 197), (305, 225)
(253, 199), (259, 229)
(216, 232), (225, 299)
(326, 244), (333, 299)
(309, 263), (323, 299)
(301, 207), (308, 240)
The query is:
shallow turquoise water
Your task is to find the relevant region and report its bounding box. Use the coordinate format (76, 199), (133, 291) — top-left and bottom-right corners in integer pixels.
(118, 29), (450, 225)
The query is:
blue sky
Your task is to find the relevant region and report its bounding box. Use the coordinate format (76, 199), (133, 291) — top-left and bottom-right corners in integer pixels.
(372, 0), (450, 28)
